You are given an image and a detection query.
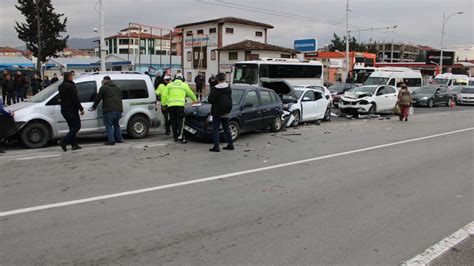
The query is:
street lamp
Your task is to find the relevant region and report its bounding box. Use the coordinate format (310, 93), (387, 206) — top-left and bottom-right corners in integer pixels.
(440, 11), (463, 74)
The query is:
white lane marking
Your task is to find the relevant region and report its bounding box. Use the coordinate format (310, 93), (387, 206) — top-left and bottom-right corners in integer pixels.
(0, 127), (473, 218)
(401, 221), (474, 266)
(133, 143), (167, 148)
(14, 154), (62, 161)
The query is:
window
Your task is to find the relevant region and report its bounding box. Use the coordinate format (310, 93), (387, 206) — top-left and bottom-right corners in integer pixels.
(403, 78), (422, 87)
(244, 90), (259, 107)
(118, 39), (129, 45)
(187, 51), (192, 61)
(260, 91), (273, 105)
(269, 91), (278, 103)
(388, 79), (396, 86)
(225, 28), (234, 34)
(197, 29), (204, 35)
(314, 91), (323, 100)
(384, 86), (396, 94)
(439, 88), (447, 93)
(209, 28), (217, 34)
(113, 80), (148, 99)
(303, 91), (316, 101)
(229, 52), (238, 60)
(186, 31), (193, 36)
(187, 72), (192, 83)
(211, 50), (216, 60)
(119, 49), (129, 54)
(259, 64), (322, 79)
(281, 54), (291, 59)
(376, 87), (387, 95)
(76, 81), (97, 103)
(231, 89), (245, 105)
(249, 54), (259, 60)
(255, 31), (263, 37)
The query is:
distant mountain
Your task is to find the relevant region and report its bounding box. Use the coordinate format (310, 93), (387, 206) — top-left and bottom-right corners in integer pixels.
(68, 37), (98, 49)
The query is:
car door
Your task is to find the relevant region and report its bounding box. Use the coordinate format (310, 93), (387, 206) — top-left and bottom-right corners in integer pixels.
(313, 90), (328, 119)
(239, 90), (263, 131)
(374, 86), (389, 110)
(75, 81), (100, 134)
(300, 90), (316, 121)
(259, 90), (279, 127)
(436, 87), (448, 104)
(383, 86), (398, 109)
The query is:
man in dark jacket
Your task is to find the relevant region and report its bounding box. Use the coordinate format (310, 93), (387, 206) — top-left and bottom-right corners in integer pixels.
(2, 74), (15, 105)
(194, 73), (205, 101)
(207, 72), (234, 152)
(90, 76), (124, 145)
(13, 71), (27, 102)
(58, 72), (84, 151)
(50, 73), (59, 84)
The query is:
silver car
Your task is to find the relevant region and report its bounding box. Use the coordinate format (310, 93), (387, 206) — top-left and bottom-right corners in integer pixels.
(7, 72), (160, 148)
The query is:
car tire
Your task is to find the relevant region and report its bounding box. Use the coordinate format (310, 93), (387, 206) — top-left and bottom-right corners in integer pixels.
(446, 98), (452, 107)
(368, 104), (376, 115)
(428, 99), (434, 108)
(228, 120), (240, 141)
(323, 105), (331, 121)
(291, 110), (300, 127)
(127, 115), (150, 139)
(20, 121), (51, 149)
(270, 116), (283, 132)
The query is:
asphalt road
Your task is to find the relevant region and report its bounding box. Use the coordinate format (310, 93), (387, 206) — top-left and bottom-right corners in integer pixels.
(0, 108), (473, 265)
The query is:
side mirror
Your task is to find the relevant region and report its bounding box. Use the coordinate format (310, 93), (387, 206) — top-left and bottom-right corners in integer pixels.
(376, 91), (383, 96)
(302, 97), (311, 102)
(325, 95), (330, 100)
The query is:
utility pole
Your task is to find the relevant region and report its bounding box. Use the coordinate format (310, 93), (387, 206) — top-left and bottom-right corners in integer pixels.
(99, 0), (106, 71)
(35, 0), (42, 76)
(345, 0), (350, 83)
(439, 12), (445, 74)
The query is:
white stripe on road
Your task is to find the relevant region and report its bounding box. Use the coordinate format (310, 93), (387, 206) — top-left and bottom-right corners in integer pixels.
(401, 221), (474, 266)
(15, 154), (62, 161)
(0, 127), (473, 218)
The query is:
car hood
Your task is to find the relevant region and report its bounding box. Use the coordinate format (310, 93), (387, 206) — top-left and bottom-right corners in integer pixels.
(4, 101), (38, 112)
(343, 91), (372, 99)
(185, 103), (211, 117)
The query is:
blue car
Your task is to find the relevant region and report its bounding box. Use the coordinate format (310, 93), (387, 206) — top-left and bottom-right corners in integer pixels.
(184, 84), (284, 142)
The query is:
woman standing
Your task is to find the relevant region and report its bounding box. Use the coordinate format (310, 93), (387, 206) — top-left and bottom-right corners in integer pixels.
(397, 85), (412, 121)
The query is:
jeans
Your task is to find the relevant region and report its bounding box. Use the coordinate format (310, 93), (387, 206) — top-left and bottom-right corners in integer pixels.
(168, 106), (185, 139)
(212, 116), (233, 148)
(103, 111), (123, 143)
(61, 111), (81, 146)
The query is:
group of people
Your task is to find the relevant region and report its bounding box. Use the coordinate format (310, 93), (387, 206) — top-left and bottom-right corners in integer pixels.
(154, 72), (234, 152)
(1, 69), (59, 106)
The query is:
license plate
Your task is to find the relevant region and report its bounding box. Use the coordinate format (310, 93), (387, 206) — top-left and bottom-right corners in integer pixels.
(184, 125), (197, 134)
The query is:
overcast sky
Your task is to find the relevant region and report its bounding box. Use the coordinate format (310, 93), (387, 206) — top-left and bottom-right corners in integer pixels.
(1, 0), (473, 58)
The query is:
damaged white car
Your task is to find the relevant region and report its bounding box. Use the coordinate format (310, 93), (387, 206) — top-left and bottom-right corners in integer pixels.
(339, 85), (398, 115)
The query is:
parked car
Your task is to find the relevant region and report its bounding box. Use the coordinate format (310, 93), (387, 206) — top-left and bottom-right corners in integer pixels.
(183, 84), (284, 142)
(293, 84), (333, 105)
(5, 72), (160, 148)
(455, 86), (474, 105)
(412, 85), (452, 108)
(339, 85), (398, 115)
(328, 83), (358, 108)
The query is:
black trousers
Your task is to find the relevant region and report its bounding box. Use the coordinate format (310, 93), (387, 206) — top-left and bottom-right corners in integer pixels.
(161, 106), (170, 132)
(61, 110), (81, 146)
(168, 106), (184, 139)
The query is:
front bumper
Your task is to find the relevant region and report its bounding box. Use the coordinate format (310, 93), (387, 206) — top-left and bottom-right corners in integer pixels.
(412, 98), (429, 106)
(338, 101), (370, 113)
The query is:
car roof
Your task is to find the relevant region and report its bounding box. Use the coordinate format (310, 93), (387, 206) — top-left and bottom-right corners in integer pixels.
(231, 84), (274, 92)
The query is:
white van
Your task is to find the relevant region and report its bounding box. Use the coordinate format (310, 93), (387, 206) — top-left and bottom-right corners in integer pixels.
(469, 77), (474, 86)
(432, 73), (469, 89)
(6, 72), (160, 148)
(364, 67), (423, 92)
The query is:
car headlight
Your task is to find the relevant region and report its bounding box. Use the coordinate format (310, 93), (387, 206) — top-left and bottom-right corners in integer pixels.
(421, 97), (428, 100)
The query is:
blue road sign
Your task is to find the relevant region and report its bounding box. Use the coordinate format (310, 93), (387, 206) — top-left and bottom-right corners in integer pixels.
(294, 39), (317, 52)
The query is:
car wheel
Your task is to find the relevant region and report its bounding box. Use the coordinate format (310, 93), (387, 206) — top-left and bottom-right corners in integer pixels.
(127, 115), (150, 139)
(291, 110), (300, 127)
(228, 120), (240, 141)
(446, 98), (452, 107)
(20, 122), (50, 149)
(368, 104), (376, 115)
(270, 116), (283, 132)
(323, 106), (331, 121)
(428, 99), (434, 108)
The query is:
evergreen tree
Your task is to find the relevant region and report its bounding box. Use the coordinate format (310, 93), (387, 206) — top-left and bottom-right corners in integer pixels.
(328, 33), (367, 52)
(15, 0), (68, 73)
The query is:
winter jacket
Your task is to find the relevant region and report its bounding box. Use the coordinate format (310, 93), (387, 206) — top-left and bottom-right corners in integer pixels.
(161, 80), (197, 107)
(13, 75), (27, 90)
(58, 80), (84, 114)
(208, 82), (232, 116)
(1, 79), (14, 93)
(194, 75), (204, 88)
(398, 89), (412, 107)
(92, 81), (123, 113)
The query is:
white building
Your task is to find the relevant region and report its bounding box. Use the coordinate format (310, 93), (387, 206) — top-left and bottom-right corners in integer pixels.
(176, 17), (279, 84)
(105, 26), (172, 56)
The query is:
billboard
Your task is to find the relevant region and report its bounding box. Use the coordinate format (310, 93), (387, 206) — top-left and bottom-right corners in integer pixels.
(426, 50), (455, 66)
(184, 35), (217, 47)
(294, 39), (318, 52)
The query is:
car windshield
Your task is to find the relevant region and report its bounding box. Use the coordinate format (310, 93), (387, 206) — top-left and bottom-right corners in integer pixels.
(329, 83), (346, 92)
(415, 87), (436, 94)
(28, 80), (62, 102)
(460, 87), (474, 94)
(431, 78), (449, 86)
(201, 89), (245, 105)
(364, 77), (389, 85)
(233, 64), (258, 85)
(353, 86), (376, 95)
(294, 90), (304, 98)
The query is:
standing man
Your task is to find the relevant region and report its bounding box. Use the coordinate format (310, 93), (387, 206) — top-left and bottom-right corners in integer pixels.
(13, 71), (26, 102)
(155, 75), (172, 135)
(208, 74), (218, 90)
(90, 76), (124, 145)
(161, 73), (197, 143)
(50, 73), (59, 84)
(153, 71), (162, 89)
(2, 74), (15, 106)
(58, 72), (84, 151)
(2, 70), (8, 105)
(194, 73), (204, 101)
(208, 73), (234, 152)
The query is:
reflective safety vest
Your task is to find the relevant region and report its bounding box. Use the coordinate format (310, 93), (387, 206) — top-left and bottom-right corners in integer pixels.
(155, 83), (167, 104)
(161, 80), (197, 107)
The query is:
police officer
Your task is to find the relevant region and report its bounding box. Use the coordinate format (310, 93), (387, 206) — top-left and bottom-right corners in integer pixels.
(155, 75), (172, 135)
(161, 73), (197, 143)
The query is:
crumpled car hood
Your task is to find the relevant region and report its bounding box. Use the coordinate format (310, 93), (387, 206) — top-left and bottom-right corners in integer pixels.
(342, 92), (372, 101)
